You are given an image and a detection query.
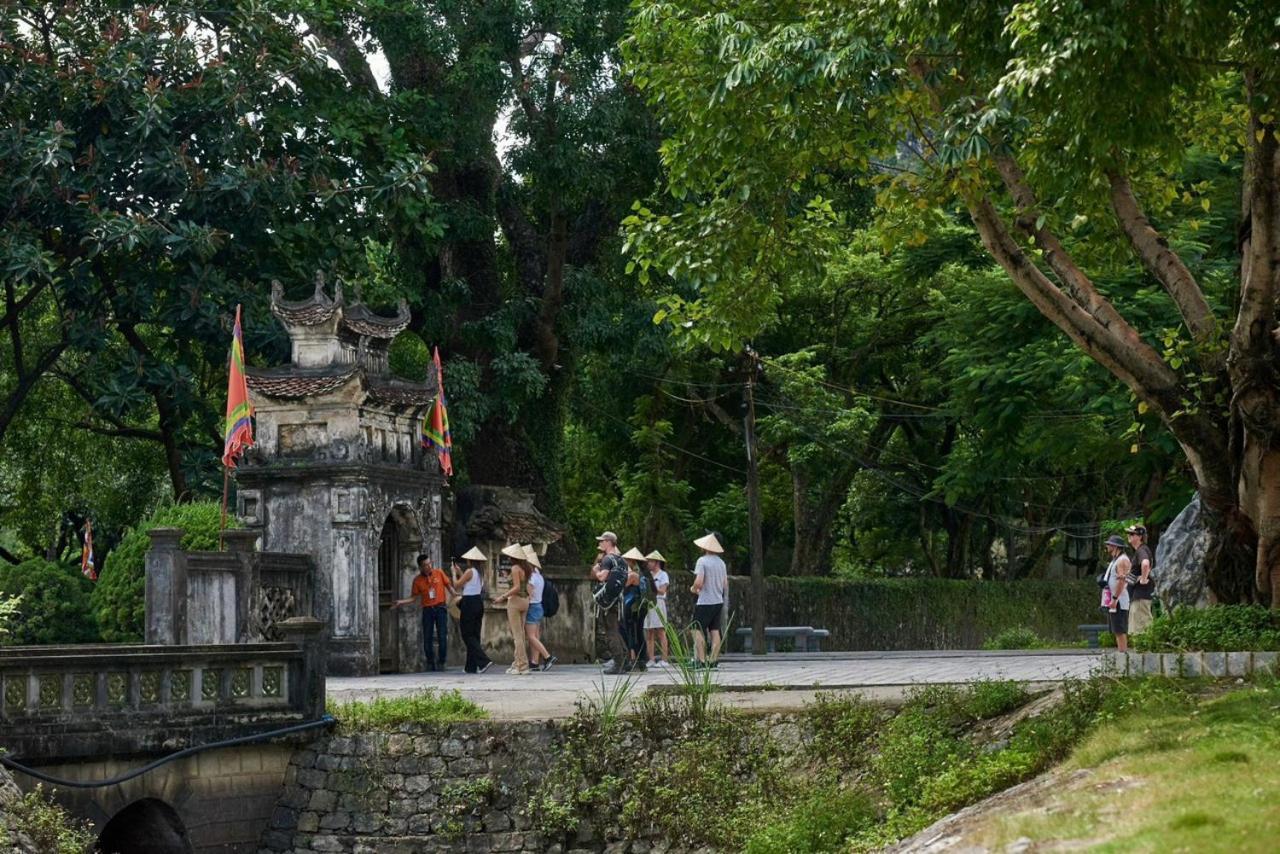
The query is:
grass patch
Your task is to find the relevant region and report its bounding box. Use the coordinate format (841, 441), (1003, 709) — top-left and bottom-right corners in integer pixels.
(327, 689), (487, 730)
(965, 677), (1280, 852)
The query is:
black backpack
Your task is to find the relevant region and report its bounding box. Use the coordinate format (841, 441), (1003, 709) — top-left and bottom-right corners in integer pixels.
(542, 576), (560, 618)
(593, 554), (628, 609)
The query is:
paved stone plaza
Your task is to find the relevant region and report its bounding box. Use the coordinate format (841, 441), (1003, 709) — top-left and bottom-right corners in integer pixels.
(327, 649), (1104, 719)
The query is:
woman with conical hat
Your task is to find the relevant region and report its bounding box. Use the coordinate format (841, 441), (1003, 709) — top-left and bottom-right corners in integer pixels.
(643, 550), (671, 667)
(492, 544), (532, 674)
(691, 533), (727, 668)
(522, 545), (556, 672)
(620, 546), (650, 671)
(452, 546), (492, 674)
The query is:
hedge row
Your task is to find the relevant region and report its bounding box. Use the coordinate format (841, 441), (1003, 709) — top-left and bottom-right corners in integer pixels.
(662, 574), (1098, 650)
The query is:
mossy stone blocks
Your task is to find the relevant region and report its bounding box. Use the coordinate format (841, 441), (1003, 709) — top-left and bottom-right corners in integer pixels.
(1227, 652), (1252, 676)
(1253, 651), (1278, 676)
(1141, 653), (1164, 675)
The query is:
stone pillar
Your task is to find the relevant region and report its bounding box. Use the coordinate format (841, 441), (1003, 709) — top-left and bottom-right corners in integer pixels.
(145, 528), (187, 645)
(224, 530), (259, 642)
(279, 617), (327, 720)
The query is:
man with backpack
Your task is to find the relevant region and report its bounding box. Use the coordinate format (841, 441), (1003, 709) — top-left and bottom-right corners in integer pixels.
(590, 531), (630, 674)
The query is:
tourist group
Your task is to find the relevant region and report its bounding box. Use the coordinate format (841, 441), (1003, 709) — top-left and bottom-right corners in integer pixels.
(392, 531), (729, 675)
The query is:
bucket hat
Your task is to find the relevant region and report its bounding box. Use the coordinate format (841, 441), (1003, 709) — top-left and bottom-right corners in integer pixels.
(1104, 535), (1127, 550)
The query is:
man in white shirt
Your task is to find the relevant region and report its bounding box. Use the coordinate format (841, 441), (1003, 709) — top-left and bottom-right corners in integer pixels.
(691, 533), (727, 667)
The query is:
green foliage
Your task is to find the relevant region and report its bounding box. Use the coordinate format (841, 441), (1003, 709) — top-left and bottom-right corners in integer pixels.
(805, 693), (885, 772)
(743, 785), (876, 854)
(1133, 605), (1280, 652)
(0, 594), (19, 640)
(0, 559), (97, 645)
(327, 690), (487, 732)
(0, 785), (96, 853)
(983, 626), (1054, 650)
(90, 501), (230, 643)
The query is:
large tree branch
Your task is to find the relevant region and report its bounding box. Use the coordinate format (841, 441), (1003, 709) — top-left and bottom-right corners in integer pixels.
(1107, 171), (1217, 346)
(306, 19), (381, 96)
(1231, 75), (1279, 376)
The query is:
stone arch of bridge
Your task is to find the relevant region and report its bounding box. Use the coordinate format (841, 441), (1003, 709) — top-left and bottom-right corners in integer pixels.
(96, 796), (192, 854)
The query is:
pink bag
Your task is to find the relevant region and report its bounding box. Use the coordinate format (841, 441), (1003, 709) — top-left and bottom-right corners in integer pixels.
(1101, 588), (1113, 609)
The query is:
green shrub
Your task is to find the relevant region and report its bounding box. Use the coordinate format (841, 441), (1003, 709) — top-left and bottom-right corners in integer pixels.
(0, 559), (97, 645)
(1133, 605), (1280, 652)
(744, 786), (877, 854)
(90, 501), (231, 642)
(327, 689), (487, 730)
(0, 785), (96, 853)
(962, 680), (1031, 720)
(982, 625), (1047, 650)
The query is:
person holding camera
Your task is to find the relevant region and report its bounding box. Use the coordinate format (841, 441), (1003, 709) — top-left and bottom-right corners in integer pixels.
(1101, 534), (1131, 652)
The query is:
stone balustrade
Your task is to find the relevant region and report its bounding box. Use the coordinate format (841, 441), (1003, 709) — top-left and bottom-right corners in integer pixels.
(0, 617), (326, 762)
(1100, 649), (1278, 678)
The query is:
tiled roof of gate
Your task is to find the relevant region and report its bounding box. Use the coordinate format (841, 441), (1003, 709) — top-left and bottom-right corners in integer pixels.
(246, 368), (357, 398)
(366, 381), (437, 407)
(342, 303), (411, 339)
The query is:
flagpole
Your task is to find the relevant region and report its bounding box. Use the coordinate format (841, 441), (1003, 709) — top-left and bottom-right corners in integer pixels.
(220, 465), (230, 551)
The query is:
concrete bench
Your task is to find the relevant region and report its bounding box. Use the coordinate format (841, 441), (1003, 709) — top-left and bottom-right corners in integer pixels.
(735, 626), (831, 653)
(1078, 623), (1108, 648)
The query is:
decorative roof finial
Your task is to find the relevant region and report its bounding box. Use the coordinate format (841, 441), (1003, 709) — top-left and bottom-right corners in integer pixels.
(313, 270), (326, 300)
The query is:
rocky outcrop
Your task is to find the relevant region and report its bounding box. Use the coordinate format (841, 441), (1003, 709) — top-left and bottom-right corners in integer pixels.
(1155, 495), (1212, 610)
(0, 764), (36, 854)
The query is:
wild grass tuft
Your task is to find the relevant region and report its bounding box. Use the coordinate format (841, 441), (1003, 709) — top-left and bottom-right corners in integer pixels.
(327, 689), (487, 731)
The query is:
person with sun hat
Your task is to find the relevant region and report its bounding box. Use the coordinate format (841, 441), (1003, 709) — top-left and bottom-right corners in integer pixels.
(691, 532), (727, 668)
(452, 546), (492, 674)
(643, 550), (671, 667)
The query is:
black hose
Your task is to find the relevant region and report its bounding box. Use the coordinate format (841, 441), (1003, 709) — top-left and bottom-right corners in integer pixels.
(0, 714), (336, 789)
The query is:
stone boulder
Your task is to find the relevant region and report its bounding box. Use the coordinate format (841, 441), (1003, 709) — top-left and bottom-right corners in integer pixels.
(1156, 494), (1212, 610)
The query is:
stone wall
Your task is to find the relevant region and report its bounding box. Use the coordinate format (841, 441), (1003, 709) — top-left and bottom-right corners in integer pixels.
(261, 722), (563, 853)
(261, 716), (810, 854)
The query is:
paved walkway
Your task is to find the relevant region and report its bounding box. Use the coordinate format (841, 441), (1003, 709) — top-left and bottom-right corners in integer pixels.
(327, 650), (1104, 720)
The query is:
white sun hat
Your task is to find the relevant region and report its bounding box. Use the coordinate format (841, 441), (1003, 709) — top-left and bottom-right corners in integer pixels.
(693, 533), (723, 554)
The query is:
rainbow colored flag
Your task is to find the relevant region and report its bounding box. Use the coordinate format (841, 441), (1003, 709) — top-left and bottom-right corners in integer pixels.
(80, 519), (96, 581)
(421, 346), (453, 477)
(222, 304), (254, 468)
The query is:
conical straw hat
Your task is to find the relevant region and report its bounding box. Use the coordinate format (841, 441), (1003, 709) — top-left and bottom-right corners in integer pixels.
(500, 543), (526, 561)
(621, 547), (646, 562)
(522, 544), (542, 568)
(645, 550), (666, 563)
(460, 546), (487, 562)
(693, 533), (723, 554)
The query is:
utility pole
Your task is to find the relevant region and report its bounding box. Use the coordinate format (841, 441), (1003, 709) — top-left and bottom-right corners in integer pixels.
(744, 346), (766, 656)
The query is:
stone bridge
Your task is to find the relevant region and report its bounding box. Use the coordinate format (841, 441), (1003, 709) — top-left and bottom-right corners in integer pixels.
(0, 618), (327, 853)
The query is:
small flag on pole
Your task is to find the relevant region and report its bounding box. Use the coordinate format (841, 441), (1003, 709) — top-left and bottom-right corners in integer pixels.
(80, 519), (96, 581)
(421, 346), (453, 477)
(222, 304), (254, 468)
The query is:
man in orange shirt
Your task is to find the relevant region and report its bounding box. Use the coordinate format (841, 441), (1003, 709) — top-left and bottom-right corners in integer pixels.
(393, 554), (452, 671)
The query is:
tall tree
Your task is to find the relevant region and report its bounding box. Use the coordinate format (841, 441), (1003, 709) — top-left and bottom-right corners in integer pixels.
(307, 0), (658, 514)
(625, 1), (1279, 604)
(0, 3), (435, 499)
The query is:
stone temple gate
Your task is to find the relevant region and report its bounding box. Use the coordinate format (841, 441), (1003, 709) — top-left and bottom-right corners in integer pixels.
(236, 278), (444, 676)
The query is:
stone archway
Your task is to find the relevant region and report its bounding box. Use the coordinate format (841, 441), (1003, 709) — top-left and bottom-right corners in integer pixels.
(376, 503), (424, 673)
(96, 798), (192, 854)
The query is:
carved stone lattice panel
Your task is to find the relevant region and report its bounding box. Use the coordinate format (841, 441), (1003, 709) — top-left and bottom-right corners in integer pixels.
(202, 668), (222, 702)
(106, 673), (127, 706)
(140, 672), (161, 705)
(171, 670), (192, 703)
(72, 674), (94, 707)
(5, 678), (26, 711)
(255, 586), (296, 642)
(38, 675), (60, 709)
(231, 668), (252, 698)
(262, 666), (283, 698)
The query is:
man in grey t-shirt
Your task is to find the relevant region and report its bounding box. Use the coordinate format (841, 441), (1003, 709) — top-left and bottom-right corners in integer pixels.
(691, 533), (727, 666)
